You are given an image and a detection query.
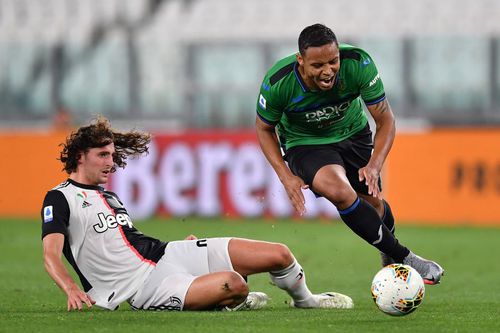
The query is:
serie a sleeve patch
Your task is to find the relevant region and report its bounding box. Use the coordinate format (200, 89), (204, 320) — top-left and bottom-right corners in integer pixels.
(43, 205), (54, 223)
(259, 94), (267, 110)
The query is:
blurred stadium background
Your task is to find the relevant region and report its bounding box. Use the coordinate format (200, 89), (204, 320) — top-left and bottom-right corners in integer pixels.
(0, 0), (499, 225)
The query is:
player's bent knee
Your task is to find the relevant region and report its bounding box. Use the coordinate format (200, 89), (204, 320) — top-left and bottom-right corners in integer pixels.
(324, 186), (357, 208)
(224, 271), (249, 298)
(272, 243), (294, 269)
(184, 271), (249, 310)
(314, 179), (355, 206)
(326, 194), (352, 208)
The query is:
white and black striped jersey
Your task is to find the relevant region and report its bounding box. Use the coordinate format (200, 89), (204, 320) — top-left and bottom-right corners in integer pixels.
(41, 179), (167, 310)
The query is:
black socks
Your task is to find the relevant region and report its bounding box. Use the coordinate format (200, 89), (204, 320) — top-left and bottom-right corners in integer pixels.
(338, 198), (409, 262)
(381, 200), (395, 234)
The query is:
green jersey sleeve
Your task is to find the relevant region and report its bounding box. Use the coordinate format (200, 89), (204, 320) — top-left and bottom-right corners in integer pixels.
(256, 80), (283, 125)
(256, 55), (298, 125)
(356, 51), (386, 105)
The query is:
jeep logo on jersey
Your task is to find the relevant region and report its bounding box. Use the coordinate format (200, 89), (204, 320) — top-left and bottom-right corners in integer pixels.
(93, 212), (133, 233)
(305, 101), (350, 125)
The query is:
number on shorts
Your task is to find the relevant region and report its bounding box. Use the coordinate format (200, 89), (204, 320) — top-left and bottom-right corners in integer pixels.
(196, 239), (207, 247)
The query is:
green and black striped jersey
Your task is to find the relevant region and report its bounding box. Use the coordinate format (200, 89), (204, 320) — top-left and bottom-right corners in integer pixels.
(256, 44), (385, 150)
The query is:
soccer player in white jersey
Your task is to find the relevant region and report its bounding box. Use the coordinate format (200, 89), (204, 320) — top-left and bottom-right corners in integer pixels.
(41, 116), (354, 312)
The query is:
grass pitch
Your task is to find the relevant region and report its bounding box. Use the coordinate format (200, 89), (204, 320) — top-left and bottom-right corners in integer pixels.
(0, 218), (499, 333)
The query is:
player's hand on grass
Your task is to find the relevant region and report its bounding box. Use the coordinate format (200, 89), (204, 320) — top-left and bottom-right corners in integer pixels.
(358, 165), (382, 199)
(185, 234), (198, 240)
(282, 175), (309, 215)
(66, 285), (95, 311)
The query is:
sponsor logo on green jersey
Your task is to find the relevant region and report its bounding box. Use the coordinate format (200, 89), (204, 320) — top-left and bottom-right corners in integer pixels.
(305, 101), (351, 127)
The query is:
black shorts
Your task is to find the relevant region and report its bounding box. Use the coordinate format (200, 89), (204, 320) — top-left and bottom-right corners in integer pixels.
(283, 125), (381, 195)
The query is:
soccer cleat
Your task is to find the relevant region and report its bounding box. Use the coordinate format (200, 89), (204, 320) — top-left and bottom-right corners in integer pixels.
(380, 251), (395, 267)
(403, 251), (444, 285)
(223, 292), (269, 311)
(290, 292), (354, 309)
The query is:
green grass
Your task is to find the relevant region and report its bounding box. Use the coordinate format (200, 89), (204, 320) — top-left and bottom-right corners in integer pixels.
(1, 218), (499, 332)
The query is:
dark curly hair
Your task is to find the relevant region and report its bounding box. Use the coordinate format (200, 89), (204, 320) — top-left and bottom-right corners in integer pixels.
(59, 116), (151, 174)
(298, 23), (338, 55)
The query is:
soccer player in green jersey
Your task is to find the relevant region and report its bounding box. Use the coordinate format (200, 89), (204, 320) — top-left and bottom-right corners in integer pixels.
(256, 23), (444, 285)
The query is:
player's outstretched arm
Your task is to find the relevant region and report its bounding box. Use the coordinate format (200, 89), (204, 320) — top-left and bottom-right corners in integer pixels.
(43, 233), (95, 311)
(360, 99), (396, 199)
(255, 116), (309, 214)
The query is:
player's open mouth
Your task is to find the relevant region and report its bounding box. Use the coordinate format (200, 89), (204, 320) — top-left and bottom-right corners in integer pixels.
(318, 76), (334, 88)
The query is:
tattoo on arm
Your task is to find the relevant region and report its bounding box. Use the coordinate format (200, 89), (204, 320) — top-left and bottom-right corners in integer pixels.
(371, 99), (388, 114)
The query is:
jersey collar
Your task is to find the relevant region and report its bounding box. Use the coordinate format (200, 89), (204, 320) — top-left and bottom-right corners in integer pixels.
(293, 62), (310, 93)
(68, 178), (104, 191)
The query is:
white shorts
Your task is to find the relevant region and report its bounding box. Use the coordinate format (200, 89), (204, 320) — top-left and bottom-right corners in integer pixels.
(130, 237), (233, 311)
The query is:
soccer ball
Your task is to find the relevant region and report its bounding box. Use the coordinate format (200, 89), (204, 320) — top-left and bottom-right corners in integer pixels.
(371, 264), (425, 316)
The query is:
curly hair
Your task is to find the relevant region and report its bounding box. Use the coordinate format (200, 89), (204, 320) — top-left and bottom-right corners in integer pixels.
(59, 116), (151, 174)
